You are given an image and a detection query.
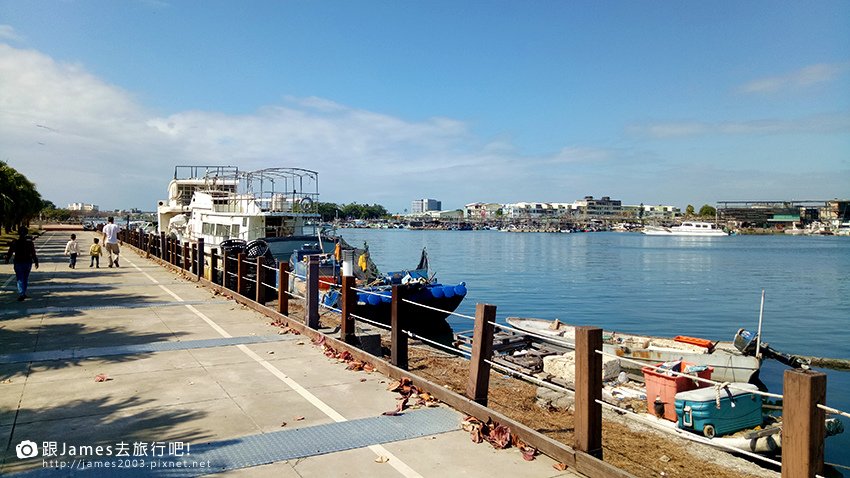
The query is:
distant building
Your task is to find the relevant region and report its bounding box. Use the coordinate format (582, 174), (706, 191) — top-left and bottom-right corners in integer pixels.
(622, 204), (680, 221)
(717, 200), (850, 229)
(411, 198), (441, 214)
(68, 202), (99, 212)
(572, 196), (622, 218)
(465, 202), (503, 220)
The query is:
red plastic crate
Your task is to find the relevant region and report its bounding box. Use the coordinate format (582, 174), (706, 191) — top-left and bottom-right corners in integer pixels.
(642, 362), (713, 422)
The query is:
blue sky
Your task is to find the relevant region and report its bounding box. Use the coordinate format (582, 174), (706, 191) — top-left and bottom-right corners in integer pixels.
(1, 1), (848, 213)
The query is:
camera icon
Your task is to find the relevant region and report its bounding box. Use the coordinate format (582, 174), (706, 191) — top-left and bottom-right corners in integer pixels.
(16, 440), (39, 459)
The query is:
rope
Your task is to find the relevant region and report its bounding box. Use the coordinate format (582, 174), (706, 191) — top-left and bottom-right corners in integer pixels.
(351, 287), (385, 297)
(595, 399), (784, 468)
(320, 303), (342, 313)
(596, 350), (784, 400)
(261, 263), (278, 273)
(260, 281), (278, 291)
(401, 329), (471, 358)
(291, 272), (306, 280)
(401, 298), (476, 321)
(818, 403), (850, 419)
(484, 359), (572, 394)
(350, 313), (392, 331)
(288, 291), (306, 300)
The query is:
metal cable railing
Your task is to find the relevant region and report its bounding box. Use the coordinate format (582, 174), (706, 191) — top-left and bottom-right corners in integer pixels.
(489, 320), (572, 346)
(817, 403), (850, 419)
(485, 358), (572, 394)
(401, 329), (471, 359)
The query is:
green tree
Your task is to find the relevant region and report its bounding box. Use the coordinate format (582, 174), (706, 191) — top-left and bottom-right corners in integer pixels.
(685, 204), (695, 217)
(0, 161), (42, 232)
(698, 204), (717, 217)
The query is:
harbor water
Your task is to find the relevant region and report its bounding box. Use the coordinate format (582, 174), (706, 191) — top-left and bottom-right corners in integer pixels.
(336, 228), (850, 473)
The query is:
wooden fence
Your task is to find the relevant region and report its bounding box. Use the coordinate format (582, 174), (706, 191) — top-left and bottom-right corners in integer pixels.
(121, 230), (833, 478)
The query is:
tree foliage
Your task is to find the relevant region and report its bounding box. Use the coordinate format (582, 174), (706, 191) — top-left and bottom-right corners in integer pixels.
(315, 202), (388, 221)
(0, 161), (43, 233)
(685, 204), (695, 216)
(698, 204), (717, 217)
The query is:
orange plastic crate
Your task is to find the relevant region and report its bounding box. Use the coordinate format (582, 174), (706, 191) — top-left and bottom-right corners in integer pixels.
(642, 362), (713, 422)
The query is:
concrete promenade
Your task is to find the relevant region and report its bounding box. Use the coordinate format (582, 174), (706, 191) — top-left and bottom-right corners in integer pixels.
(1, 231), (581, 477)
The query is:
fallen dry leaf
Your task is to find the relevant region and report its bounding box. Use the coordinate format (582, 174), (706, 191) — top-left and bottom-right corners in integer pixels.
(375, 456), (389, 463)
(94, 374), (110, 382)
(553, 463), (567, 471)
(294, 416), (305, 421)
(280, 422), (287, 427)
(1, 379), (12, 384)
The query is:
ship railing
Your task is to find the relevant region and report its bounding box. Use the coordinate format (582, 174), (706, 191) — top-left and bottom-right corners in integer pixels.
(121, 228), (846, 478)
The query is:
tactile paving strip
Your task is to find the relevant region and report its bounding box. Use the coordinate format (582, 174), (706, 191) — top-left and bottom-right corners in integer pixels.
(9, 407), (459, 477)
(0, 335), (294, 364)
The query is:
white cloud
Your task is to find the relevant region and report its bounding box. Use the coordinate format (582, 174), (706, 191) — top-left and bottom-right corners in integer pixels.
(737, 63), (848, 94)
(628, 114), (850, 139)
(0, 25), (23, 42)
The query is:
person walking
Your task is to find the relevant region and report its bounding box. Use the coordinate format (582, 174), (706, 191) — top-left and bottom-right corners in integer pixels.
(89, 237), (103, 268)
(102, 217), (121, 267)
(4, 227), (39, 301)
(64, 233), (80, 269)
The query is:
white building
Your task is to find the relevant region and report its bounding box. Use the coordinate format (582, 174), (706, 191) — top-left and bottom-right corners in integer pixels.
(465, 202), (503, 220)
(572, 196), (621, 218)
(68, 202), (99, 212)
(411, 198), (441, 214)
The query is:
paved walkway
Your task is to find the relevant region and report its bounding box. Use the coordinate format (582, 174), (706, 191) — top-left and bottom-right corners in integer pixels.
(1, 231), (582, 477)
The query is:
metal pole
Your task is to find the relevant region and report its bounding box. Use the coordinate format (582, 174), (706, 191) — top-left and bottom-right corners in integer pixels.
(756, 289), (765, 359)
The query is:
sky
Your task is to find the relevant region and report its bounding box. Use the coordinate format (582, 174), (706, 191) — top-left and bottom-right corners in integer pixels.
(1, 1), (848, 214)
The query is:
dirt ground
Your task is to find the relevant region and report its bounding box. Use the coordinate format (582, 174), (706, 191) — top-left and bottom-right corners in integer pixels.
(269, 303), (779, 478)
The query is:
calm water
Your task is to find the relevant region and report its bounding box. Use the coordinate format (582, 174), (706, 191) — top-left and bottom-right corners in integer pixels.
(338, 228), (850, 471)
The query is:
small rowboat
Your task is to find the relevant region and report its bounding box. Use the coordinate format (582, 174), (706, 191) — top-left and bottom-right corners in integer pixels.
(505, 317), (761, 383)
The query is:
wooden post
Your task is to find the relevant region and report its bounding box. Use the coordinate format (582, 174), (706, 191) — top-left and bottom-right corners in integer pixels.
(391, 284), (408, 370)
(191, 242), (198, 275)
(278, 262), (289, 315)
(160, 232), (166, 260)
(210, 247), (218, 285)
(183, 242), (190, 271)
(575, 326), (603, 458)
(466, 303), (497, 405)
(170, 239), (176, 265)
(781, 369), (826, 478)
(305, 255), (320, 328)
(340, 275), (356, 344)
(196, 238), (204, 280)
(255, 257), (266, 304)
(237, 252), (246, 296)
(221, 250), (229, 289)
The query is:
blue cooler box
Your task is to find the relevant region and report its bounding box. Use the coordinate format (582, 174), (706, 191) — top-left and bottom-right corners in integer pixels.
(675, 383), (763, 437)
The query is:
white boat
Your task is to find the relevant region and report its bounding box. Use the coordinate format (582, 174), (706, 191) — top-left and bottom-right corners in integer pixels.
(157, 165), (323, 257)
(642, 221), (728, 236)
(505, 317), (760, 383)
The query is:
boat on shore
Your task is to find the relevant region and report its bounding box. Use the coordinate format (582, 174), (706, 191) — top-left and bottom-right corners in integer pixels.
(642, 221), (729, 236)
(505, 317), (760, 383)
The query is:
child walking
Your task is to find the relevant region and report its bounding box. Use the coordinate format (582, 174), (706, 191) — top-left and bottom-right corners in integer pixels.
(64, 234), (80, 269)
(90, 238), (103, 268)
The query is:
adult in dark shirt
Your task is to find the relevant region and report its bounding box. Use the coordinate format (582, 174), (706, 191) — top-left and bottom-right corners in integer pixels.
(5, 227), (39, 301)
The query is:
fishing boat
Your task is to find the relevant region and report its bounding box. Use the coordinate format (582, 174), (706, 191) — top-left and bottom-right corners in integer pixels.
(642, 221), (729, 236)
(290, 244), (467, 342)
(505, 317), (761, 383)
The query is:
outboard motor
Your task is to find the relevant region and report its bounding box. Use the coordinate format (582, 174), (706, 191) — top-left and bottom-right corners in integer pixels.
(735, 328), (810, 369)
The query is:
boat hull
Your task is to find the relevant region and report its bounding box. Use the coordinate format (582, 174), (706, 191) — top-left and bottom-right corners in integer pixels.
(506, 317), (760, 383)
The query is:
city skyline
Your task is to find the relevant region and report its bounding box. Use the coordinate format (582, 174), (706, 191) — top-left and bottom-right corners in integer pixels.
(1, 1), (848, 214)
